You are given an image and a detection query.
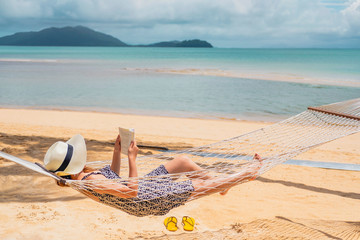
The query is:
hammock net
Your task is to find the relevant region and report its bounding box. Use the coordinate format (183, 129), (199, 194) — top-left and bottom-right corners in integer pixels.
(67, 98), (360, 217)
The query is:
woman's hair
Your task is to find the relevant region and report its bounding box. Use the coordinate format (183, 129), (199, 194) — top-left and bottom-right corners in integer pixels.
(83, 165), (96, 173)
(60, 166), (96, 180)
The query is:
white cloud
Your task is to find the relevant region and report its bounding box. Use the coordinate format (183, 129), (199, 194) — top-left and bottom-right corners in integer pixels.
(0, 0), (358, 47)
(342, 0), (360, 35)
(0, 0), (49, 18)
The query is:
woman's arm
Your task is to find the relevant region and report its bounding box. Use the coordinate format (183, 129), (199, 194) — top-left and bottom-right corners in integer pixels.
(127, 140), (139, 178)
(85, 173), (138, 198)
(92, 182), (138, 198)
(110, 134), (121, 175)
(88, 139), (139, 199)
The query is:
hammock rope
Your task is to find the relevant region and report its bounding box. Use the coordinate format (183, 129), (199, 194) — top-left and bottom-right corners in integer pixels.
(66, 98), (360, 216)
(1, 98), (359, 217)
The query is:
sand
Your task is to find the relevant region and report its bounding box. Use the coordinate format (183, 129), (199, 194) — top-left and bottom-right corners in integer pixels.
(135, 67), (360, 87)
(0, 108), (359, 240)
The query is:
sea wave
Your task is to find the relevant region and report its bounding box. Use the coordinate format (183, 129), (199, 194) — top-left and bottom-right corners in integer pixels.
(0, 58), (58, 63)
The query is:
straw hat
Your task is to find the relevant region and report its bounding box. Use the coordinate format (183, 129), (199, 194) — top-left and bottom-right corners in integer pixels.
(44, 134), (87, 175)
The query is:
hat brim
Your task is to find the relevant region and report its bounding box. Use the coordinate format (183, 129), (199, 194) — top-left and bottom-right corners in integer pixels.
(58, 134), (87, 175)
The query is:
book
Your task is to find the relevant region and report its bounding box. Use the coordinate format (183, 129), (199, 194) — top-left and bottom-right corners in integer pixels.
(118, 127), (135, 155)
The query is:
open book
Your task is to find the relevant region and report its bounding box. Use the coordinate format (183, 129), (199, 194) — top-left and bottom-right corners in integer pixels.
(118, 127), (135, 155)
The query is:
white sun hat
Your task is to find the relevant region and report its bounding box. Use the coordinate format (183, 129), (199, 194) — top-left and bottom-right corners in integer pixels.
(44, 134), (87, 175)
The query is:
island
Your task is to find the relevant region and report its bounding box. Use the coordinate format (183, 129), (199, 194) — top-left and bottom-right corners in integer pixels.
(0, 26), (213, 48)
(137, 40), (213, 48)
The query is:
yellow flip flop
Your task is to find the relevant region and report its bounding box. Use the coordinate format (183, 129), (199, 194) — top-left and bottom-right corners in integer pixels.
(182, 216), (195, 231)
(164, 216), (178, 231)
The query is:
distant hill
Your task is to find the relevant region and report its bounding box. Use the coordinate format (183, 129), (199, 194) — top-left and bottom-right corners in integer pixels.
(142, 40), (213, 48)
(0, 26), (213, 48)
(0, 26), (128, 47)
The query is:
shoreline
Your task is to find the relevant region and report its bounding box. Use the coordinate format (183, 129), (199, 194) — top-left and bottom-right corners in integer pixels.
(155, 67), (360, 88)
(0, 107), (272, 142)
(0, 105), (285, 123)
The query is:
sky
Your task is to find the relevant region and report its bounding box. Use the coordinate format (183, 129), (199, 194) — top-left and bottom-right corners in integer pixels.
(0, 0), (359, 48)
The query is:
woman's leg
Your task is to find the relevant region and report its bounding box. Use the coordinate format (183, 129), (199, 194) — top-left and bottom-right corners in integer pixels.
(190, 154), (262, 198)
(163, 156), (211, 180)
(219, 153), (261, 195)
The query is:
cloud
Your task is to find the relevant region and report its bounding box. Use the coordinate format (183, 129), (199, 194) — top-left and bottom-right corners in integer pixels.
(342, 0), (360, 35)
(0, 0), (359, 47)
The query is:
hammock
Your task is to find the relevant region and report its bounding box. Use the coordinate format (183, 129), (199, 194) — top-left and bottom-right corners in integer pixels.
(1, 98), (360, 217)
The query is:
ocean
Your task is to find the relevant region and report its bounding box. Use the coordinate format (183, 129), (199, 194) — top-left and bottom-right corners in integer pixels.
(0, 46), (359, 121)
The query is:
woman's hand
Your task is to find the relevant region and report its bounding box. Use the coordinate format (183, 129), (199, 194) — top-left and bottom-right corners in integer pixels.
(114, 134), (121, 152)
(128, 140), (139, 161)
(111, 134), (122, 175)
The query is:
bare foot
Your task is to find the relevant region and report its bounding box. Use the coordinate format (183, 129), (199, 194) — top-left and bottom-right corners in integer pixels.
(250, 153), (262, 180)
(219, 153), (262, 195)
(219, 188), (229, 195)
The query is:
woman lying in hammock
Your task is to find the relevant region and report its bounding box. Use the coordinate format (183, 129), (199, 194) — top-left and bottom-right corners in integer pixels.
(44, 134), (262, 216)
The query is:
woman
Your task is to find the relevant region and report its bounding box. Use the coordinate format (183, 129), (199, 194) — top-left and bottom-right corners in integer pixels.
(44, 134), (262, 216)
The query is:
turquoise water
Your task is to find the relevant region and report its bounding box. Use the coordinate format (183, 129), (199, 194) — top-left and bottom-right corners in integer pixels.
(1, 47), (360, 80)
(0, 46), (359, 121)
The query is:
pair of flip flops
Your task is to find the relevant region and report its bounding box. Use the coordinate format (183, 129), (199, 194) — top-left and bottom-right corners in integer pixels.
(164, 216), (195, 231)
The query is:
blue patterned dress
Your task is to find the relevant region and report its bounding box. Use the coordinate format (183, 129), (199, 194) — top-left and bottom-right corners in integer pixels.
(83, 165), (194, 217)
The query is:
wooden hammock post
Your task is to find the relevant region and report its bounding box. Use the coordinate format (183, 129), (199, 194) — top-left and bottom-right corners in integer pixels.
(308, 106), (360, 121)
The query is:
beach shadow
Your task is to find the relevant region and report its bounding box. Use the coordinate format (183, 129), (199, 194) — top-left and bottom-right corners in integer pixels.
(257, 177), (360, 200)
(0, 132), (115, 160)
(274, 216), (360, 240)
(0, 133), (113, 203)
(275, 216), (342, 239)
(0, 175), (87, 203)
(0, 132), (184, 163)
(0, 132), (190, 204)
(0, 190), (86, 203)
(0, 163), (41, 176)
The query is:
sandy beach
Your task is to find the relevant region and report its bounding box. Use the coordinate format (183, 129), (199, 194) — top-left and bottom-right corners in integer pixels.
(0, 108), (359, 239)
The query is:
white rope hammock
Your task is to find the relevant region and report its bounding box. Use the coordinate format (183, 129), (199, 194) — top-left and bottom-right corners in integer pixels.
(1, 98), (360, 217)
